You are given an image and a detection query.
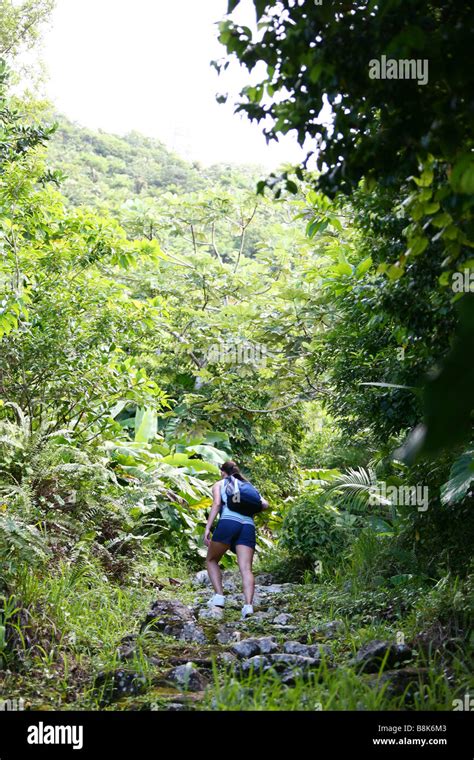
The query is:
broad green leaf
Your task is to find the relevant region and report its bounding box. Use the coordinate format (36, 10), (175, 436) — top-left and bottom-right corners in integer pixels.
(162, 454), (219, 474)
(355, 256), (373, 277)
(307, 219), (329, 238)
(186, 444), (228, 465)
(450, 156), (474, 195)
(407, 235), (428, 256)
(109, 400), (128, 419)
(333, 261), (353, 276)
(431, 212), (452, 228)
(440, 450), (474, 505)
(366, 516), (393, 534)
(387, 264), (405, 280)
(413, 168), (433, 187)
(203, 432), (231, 446)
(135, 408), (158, 443)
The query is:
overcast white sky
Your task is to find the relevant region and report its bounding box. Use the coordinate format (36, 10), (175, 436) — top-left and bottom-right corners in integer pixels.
(39, 0), (309, 167)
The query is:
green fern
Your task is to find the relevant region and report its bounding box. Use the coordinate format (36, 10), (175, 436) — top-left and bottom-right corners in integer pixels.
(0, 512), (49, 576)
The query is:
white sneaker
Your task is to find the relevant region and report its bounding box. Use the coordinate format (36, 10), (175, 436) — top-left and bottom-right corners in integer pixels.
(208, 593), (225, 608)
(241, 604), (254, 619)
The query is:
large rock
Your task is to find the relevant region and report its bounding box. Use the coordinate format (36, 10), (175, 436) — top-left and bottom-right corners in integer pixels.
(178, 622), (208, 645)
(193, 570), (211, 586)
(350, 640), (414, 673)
(218, 651), (238, 666)
(280, 666), (320, 685)
(141, 599), (207, 644)
(266, 654), (320, 673)
(93, 669), (147, 705)
(198, 606), (225, 622)
(312, 620), (345, 638)
(248, 611), (272, 623)
(166, 662), (208, 692)
(280, 669), (301, 685)
(273, 613), (293, 625)
(141, 598), (194, 633)
(231, 639), (260, 658)
(253, 636), (279, 654)
(239, 655), (271, 674)
(283, 641), (330, 659)
(217, 627), (241, 645)
(371, 667), (430, 699)
(232, 637), (279, 659)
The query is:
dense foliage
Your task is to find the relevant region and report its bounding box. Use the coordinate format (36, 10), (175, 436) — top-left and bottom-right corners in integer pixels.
(219, 0), (474, 459)
(0, 0), (472, 713)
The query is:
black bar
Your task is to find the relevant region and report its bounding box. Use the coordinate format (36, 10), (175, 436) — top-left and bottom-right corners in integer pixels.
(0, 710), (472, 758)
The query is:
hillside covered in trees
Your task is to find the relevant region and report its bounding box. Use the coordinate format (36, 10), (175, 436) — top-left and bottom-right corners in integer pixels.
(46, 114), (263, 209)
(0, 0), (472, 717)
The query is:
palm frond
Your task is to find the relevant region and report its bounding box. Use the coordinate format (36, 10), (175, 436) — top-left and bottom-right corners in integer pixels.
(321, 466), (391, 512)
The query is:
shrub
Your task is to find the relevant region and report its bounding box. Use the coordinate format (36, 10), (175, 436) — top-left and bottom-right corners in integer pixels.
(411, 572), (473, 637)
(279, 488), (353, 571)
(348, 527), (419, 590)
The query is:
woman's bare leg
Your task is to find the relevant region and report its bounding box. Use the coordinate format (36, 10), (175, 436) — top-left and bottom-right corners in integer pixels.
(235, 545), (255, 605)
(206, 541), (229, 594)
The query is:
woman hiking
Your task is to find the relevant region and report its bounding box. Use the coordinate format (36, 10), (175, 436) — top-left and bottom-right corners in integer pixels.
(204, 460), (269, 619)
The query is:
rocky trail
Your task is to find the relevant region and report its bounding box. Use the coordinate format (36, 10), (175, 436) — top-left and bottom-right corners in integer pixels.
(93, 571), (421, 711)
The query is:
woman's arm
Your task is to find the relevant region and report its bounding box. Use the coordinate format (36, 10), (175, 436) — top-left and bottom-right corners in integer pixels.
(204, 482), (222, 546)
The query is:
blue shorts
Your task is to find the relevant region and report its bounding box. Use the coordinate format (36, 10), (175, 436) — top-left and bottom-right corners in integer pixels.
(211, 519), (256, 553)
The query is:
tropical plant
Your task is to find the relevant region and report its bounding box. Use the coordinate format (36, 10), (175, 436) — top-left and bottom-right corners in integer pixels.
(279, 487), (355, 570)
